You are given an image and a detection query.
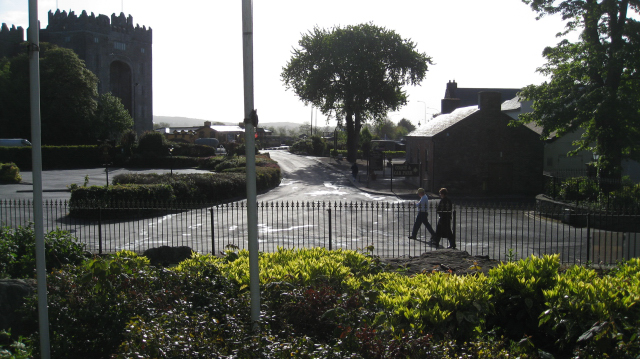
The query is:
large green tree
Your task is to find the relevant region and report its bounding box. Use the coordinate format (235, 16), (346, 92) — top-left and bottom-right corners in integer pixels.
(516, 0), (640, 185)
(0, 43), (129, 145)
(397, 118), (416, 134)
(282, 23), (432, 162)
(95, 93), (134, 141)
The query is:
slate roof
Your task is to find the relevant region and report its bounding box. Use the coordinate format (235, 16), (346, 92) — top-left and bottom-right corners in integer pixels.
(501, 96), (522, 111)
(407, 106), (479, 137)
(407, 98), (545, 138)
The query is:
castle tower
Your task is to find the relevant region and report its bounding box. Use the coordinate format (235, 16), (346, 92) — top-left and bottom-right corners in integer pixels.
(1, 9), (153, 135)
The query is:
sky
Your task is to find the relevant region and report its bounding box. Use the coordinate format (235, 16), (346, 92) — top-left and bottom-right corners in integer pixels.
(1, 0), (570, 128)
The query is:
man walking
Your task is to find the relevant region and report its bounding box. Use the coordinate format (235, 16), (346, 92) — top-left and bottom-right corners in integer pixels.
(408, 188), (436, 242)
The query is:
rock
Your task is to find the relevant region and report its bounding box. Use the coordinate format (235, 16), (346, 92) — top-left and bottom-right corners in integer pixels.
(143, 246), (193, 267)
(0, 279), (36, 332)
(378, 250), (501, 276)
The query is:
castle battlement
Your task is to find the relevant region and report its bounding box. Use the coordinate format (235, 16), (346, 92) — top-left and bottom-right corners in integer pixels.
(46, 9), (151, 42)
(0, 23), (25, 41)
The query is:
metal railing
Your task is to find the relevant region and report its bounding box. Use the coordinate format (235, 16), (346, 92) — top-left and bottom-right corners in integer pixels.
(1, 199), (638, 265)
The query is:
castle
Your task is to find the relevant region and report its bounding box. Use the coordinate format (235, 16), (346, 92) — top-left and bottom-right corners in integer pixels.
(0, 9), (153, 134)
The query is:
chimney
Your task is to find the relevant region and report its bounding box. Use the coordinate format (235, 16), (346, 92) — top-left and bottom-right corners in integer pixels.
(204, 121), (212, 127)
(444, 80), (458, 99)
(441, 98), (460, 114)
(478, 91), (502, 113)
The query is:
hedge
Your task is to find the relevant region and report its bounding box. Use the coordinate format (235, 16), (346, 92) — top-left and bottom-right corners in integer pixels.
(0, 145), (103, 170)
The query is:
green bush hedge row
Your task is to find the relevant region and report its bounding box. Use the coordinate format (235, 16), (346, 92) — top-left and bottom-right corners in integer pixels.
(0, 146), (103, 170)
(69, 166), (281, 210)
(8, 249), (639, 358)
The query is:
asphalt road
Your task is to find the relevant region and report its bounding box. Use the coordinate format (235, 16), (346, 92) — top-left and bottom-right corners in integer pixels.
(0, 152), (607, 264)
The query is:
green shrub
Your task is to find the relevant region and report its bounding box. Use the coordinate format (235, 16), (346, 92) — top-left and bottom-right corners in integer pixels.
(69, 183), (175, 205)
(0, 162), (21, 183)
(0, 329), (33, 359)
(195, 155), (226, 170)
(136, 131), (167, 155)
(486, 254), (560, 343)
(368, 271), (492, 340)
(0, 225), (89, 278)
(12, 249), (640, 358)
(290, 136), (327, 156)
(558, 177), (599, 202)
(21, 251), (243, 359)
(540, 258), (640, 355)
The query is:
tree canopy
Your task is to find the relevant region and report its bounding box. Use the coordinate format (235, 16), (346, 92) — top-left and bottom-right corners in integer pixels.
(95, 93), (134, 141)
(516, 0), (640, 184)
(282, 23), (432, 162)
(0, 43), (131, 145)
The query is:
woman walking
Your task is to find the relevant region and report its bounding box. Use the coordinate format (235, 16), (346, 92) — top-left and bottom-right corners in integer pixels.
(431, 188), (455, 249)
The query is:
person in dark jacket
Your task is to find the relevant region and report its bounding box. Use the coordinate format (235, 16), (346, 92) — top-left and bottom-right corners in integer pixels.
(431, 188), (455, 249)
(351, 162), (359, 180)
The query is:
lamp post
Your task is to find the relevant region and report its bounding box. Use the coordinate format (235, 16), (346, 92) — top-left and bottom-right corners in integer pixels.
(417, 101), (426, 127)
(169, 146), (174, 176)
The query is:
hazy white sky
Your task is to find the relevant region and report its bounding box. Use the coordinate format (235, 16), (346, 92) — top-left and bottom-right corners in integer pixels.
(1, 0), (568, 127)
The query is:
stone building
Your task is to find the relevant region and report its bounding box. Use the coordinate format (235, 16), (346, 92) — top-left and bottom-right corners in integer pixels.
(0, 9), (153, 135)
(405, 91), (544, 196)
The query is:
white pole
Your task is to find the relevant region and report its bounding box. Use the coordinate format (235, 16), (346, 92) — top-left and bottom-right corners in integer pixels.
(241, 0), (260, 329)
(28, 0), (51, 357)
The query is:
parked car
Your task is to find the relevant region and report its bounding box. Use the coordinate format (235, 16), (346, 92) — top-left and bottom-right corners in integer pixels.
(0, 139), (32, 147)
(216, 145), (227, 155)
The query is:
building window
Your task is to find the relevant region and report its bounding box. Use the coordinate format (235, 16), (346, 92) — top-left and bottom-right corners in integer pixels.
(94, 37), (99, 43)
(140, 48), (145, 54)
(114, 42), (126, 50)
(64, 36), (71, 42)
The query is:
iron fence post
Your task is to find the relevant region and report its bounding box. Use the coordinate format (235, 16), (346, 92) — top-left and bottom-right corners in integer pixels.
(452, 209), (457, 244)
(328, 208), (332, 251)
(210, 207), (215, 254)
(98, 206), (102, 255)
(586, 212), (591, 263)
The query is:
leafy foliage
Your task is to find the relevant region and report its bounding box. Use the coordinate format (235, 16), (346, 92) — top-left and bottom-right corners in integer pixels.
(516, 0), (640, 184)
(487, 254), (560, 346)
(0, 162), (21, 183)
(94, 92), (134, 141)
(136, 131), (168, 155)
(0, 44), (99, 145)
(282, 23), (432, 162)
(290, 135), (327, 156)
(540, 258), (640, 356)
(0, 224), (89, 278)
(12, 248), (640, 358)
